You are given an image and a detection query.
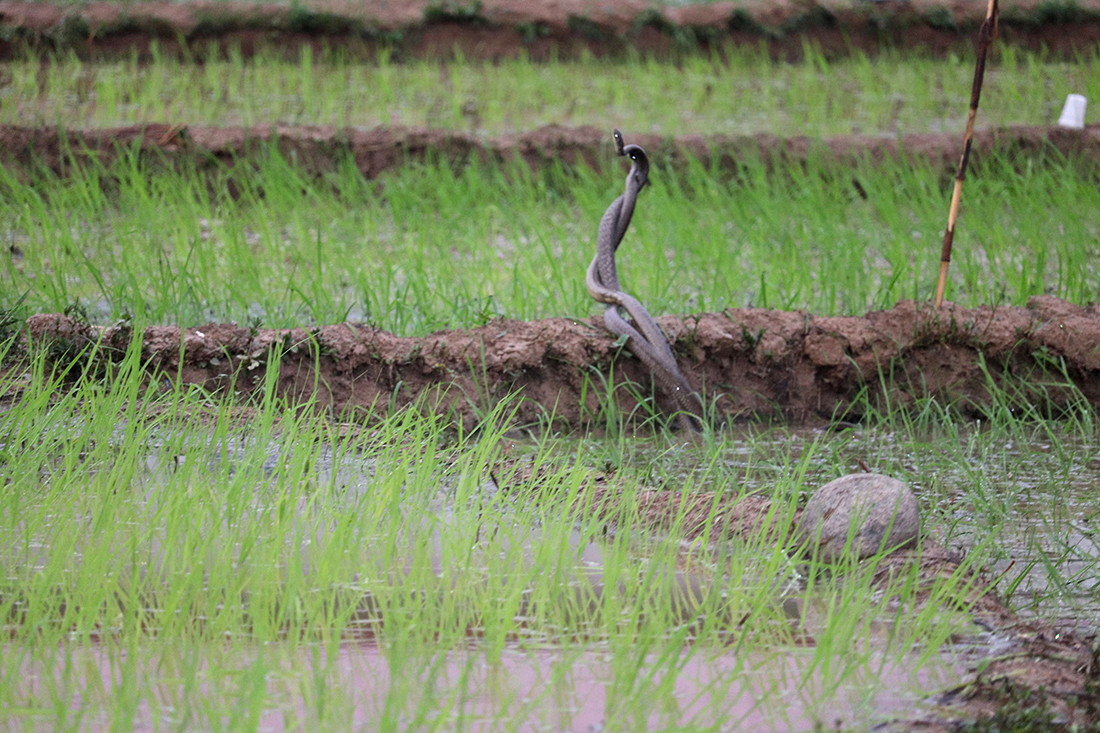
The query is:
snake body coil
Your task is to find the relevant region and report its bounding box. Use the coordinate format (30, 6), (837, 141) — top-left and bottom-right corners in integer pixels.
(586, 130), (704, 432)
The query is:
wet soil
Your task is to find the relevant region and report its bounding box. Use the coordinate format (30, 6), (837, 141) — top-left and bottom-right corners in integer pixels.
(872, 544), (1100, 730)
(2, 0), (1100, 61)
(2, 121), (1099, 184)
(20, 295), (1100, 429)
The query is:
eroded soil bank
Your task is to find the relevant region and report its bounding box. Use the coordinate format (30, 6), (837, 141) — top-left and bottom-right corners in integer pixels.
(20, 295), (1100, 429)
(2, 0), (1100, 61)
(3, 122), (1099, 183)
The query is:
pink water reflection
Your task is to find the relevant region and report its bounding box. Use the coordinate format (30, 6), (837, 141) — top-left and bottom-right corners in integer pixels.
(11, 641), (965, 732)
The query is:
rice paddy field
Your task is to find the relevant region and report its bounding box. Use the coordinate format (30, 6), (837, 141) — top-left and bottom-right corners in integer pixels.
(2, 33), (1100, 733)
(5, 44), (1100, 136)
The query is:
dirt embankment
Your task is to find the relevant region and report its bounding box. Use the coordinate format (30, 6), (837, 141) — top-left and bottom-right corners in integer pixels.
(20, 295), (1100, 429)
(3, 122), (1099, 183)
(2, 0), (1100, 61)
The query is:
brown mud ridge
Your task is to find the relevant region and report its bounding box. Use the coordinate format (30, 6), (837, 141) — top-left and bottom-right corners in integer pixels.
(2, 0), (1100, 61)
(503, 465), (1100, 729)
(3, 122), (1099, 182)
(22, 295), (1100, 428)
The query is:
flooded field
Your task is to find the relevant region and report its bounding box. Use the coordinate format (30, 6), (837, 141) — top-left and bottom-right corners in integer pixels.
(2, 358), (1096, 730)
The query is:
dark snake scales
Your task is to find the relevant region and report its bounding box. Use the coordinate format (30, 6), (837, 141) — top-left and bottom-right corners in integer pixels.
(585, 129), (705, 432)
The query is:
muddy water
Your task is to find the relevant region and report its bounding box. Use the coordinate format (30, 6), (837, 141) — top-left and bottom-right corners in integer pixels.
(12, 641), (965, 732)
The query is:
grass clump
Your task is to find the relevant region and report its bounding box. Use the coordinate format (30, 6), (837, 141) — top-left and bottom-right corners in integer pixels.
(285, 4), (368, 36)
(1002, 0), (1100, 26)
(423, 0), (488, 26)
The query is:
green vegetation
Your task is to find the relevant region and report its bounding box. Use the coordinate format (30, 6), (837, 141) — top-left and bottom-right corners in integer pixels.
(2, 26), (1099, 732)
(4, 44), (1097, 136)
(1, 146), (1097, 333)
(0, 335), (1095, 729)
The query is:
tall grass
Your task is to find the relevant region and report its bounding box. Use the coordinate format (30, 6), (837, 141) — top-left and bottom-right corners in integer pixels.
(4, 43), (1097, 136)
(1, 308), (1097, 722)
(1, 146), (1097, 333)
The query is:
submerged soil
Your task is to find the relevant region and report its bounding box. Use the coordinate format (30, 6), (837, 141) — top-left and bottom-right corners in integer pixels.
(2, 122), (1099, 183)
(2, 0), (1100, 61)
(21, 295), (1100, 429)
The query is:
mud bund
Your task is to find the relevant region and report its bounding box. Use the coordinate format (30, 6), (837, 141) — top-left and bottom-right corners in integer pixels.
(3, 123), (1100, 186)
(3, 0), (1100, 61)
(21, 295), (1100, 429)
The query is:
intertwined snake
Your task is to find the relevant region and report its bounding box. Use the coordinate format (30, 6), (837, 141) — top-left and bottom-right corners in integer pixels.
(585, 130), (704, 432)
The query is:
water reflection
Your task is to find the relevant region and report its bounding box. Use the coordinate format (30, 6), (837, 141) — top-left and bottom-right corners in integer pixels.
(8, 641), (965, 732)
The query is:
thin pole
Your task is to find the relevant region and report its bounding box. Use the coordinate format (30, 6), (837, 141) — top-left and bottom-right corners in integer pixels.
(934, 0), (999, 308)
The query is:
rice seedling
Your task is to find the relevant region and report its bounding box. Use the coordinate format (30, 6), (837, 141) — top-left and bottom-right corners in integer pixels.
(3, 43), (1096, 136)
(1, 334), (1095, 729)
(1, 145), (1097, 334)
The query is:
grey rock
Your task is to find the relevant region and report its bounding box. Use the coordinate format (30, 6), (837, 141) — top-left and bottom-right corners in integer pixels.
(796, 473), (920, 562)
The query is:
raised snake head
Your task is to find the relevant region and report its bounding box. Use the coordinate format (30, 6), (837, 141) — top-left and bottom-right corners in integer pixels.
(612, 128), (649, 190)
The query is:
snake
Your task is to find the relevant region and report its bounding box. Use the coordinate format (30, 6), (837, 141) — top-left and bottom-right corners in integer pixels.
(585, 129), (704, 433)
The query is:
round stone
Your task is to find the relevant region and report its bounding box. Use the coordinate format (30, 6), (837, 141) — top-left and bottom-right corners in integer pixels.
(796, 473), (920, 562)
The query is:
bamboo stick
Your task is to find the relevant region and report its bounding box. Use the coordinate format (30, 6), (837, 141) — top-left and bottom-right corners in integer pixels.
(934, 0), (999, 308)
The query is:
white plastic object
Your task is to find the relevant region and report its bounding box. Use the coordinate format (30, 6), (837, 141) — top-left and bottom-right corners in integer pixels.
(1057, 94), (1087, 129)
